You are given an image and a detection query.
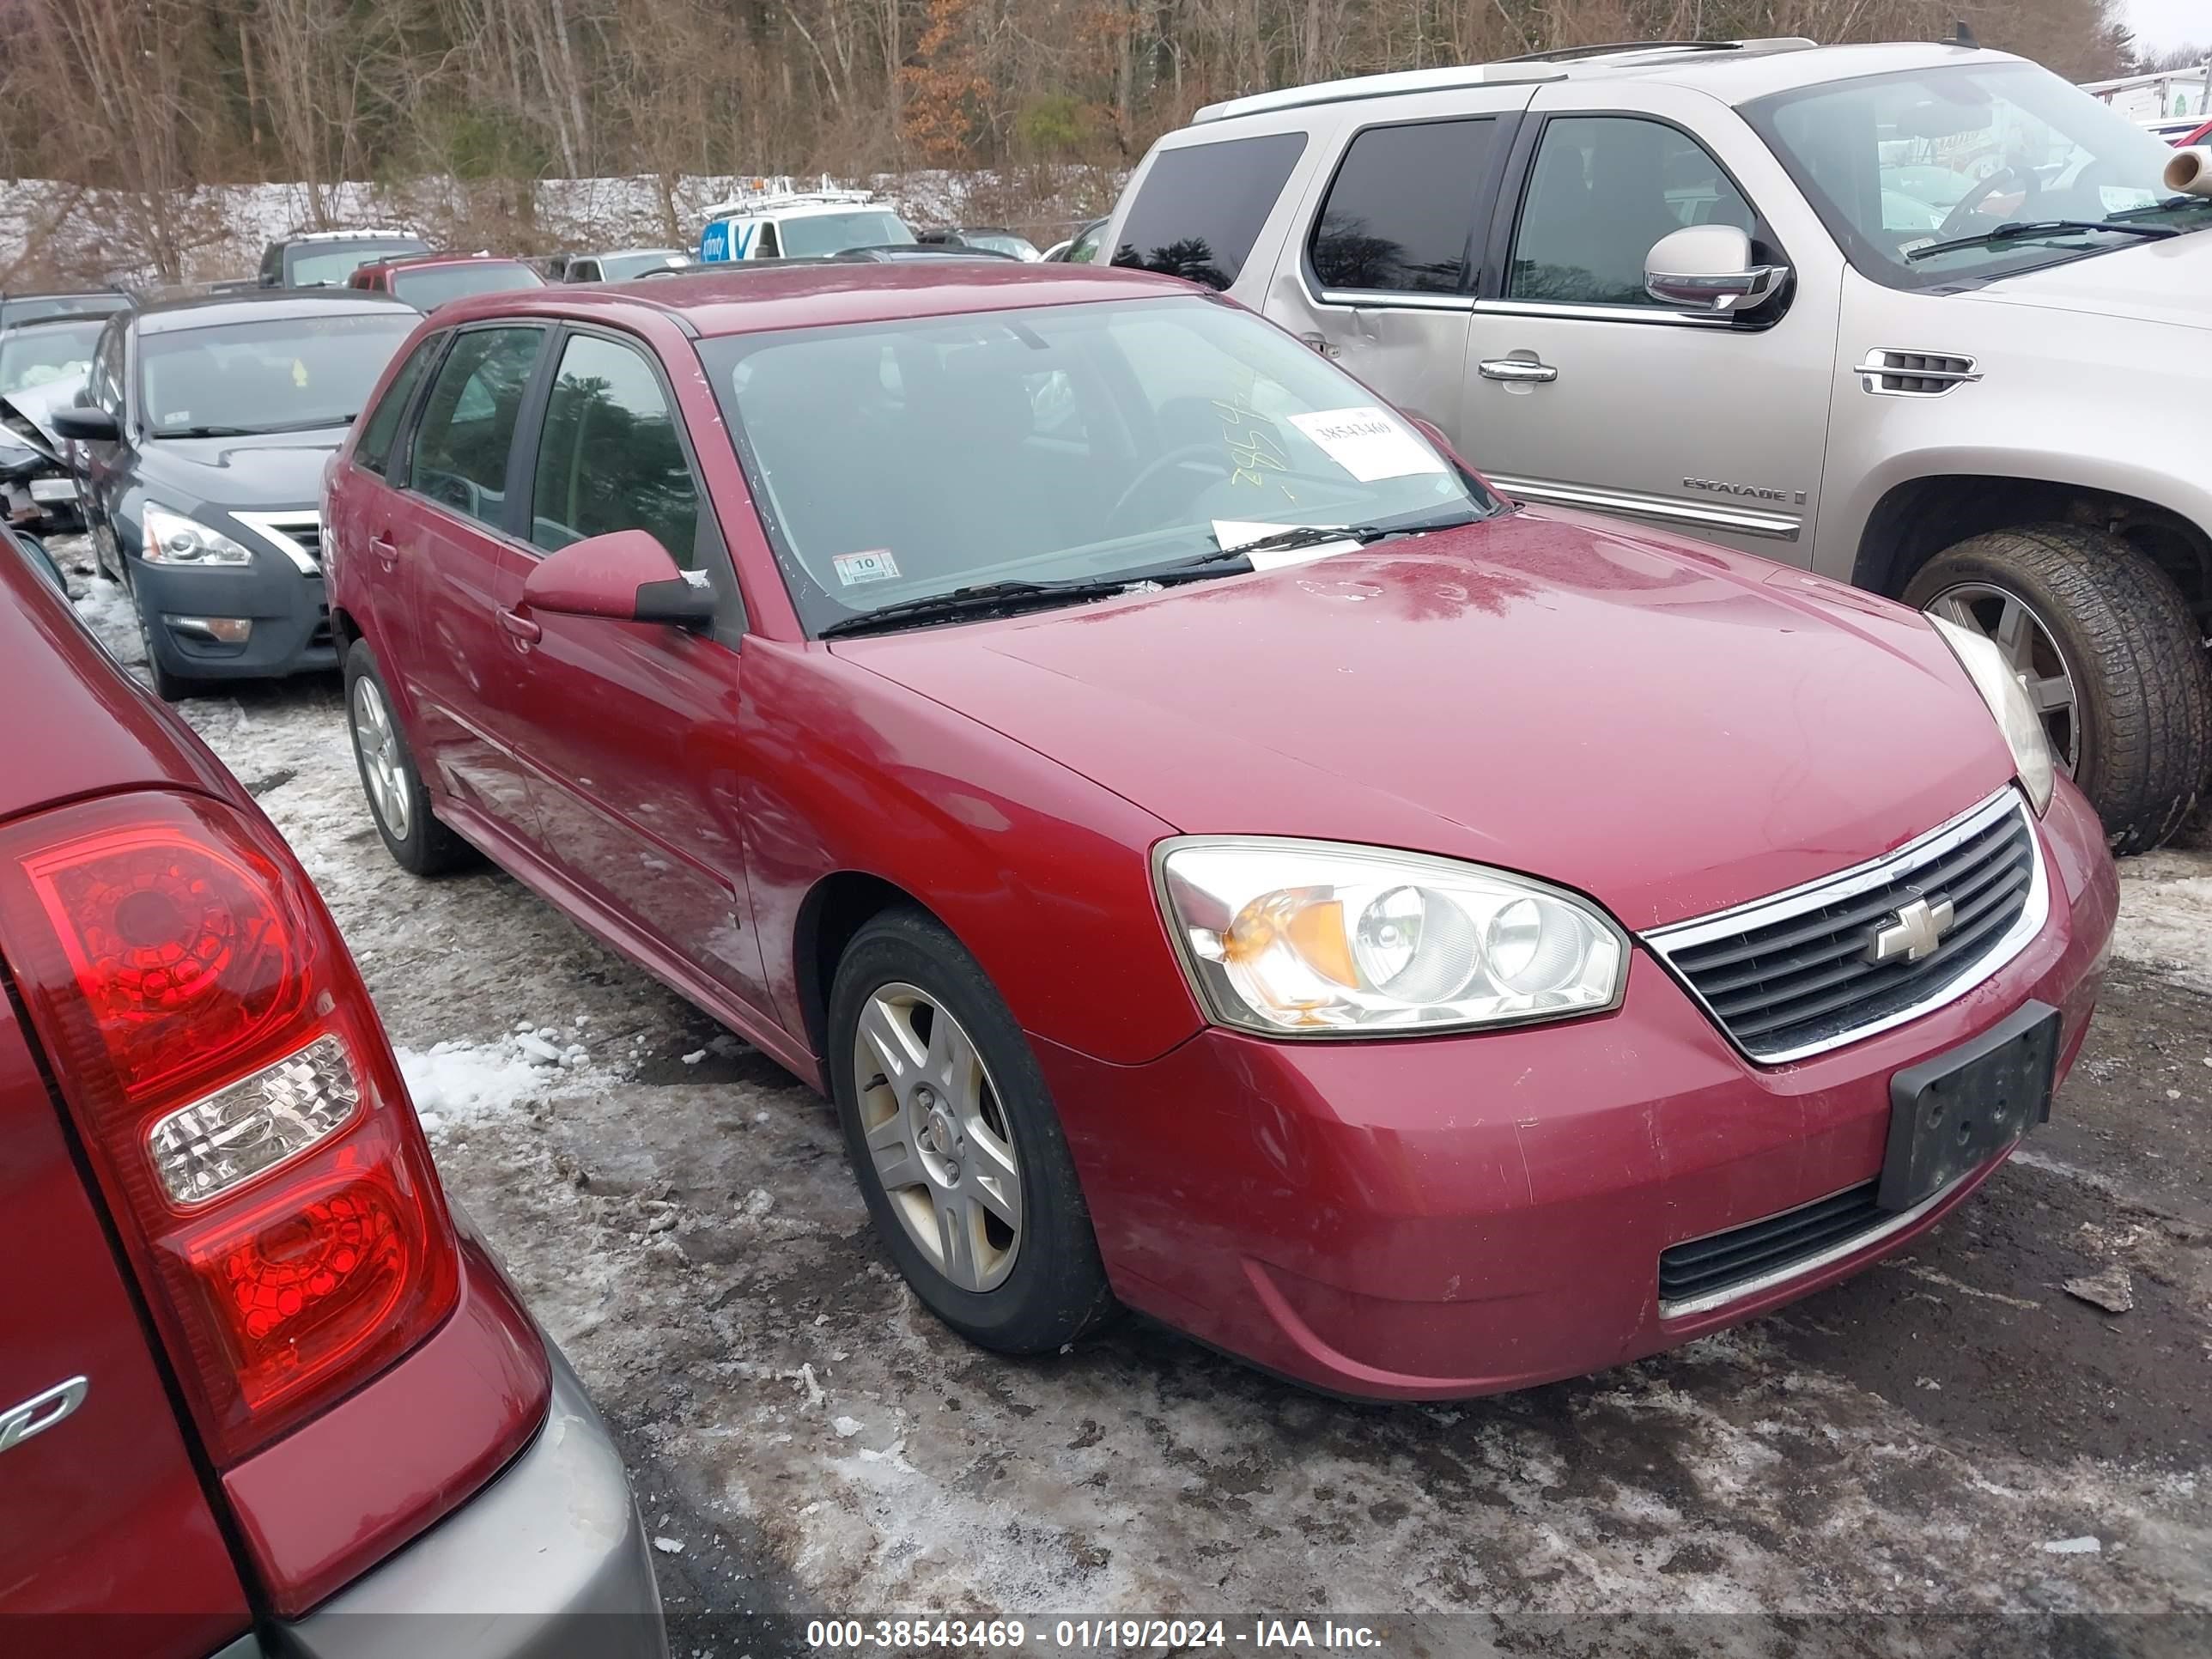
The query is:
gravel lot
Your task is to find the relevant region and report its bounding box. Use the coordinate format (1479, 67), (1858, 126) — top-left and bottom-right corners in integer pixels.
(59, 544), (2212, 1656)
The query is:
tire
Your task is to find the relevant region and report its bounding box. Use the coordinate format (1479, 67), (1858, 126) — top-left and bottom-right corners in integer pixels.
(828, 908), (1115, 1354)
(343, 637), (472, 876)
(130, 585), (206, 702)
(1904, 524), (2211, 854)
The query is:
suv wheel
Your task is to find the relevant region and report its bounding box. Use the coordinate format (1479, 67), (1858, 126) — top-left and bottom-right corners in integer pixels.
(827, 908), (1115, 1354)
(1904, 524), (2210, 854)
(343, 638), (472, 875)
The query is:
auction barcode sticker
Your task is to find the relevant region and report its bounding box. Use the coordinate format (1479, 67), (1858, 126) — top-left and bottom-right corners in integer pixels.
(1287, 405), (1445, 483)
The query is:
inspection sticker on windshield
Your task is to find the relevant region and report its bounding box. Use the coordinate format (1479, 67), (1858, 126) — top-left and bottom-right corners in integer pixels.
(833, 549), (901, 586)
(1288, 406), (1444, 483)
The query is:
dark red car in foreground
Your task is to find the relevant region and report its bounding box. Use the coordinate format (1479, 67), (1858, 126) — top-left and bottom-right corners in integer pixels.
(0, 551), (663, 1651)
(324, 264), (2118, 1401)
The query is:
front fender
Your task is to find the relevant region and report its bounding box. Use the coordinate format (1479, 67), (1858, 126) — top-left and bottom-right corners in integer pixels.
(739, 638), (1205, 1067)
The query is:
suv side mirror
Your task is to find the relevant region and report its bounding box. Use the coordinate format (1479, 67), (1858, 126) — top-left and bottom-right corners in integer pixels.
(522, 528), (717, 629)
(1644, 224), (1788, 314)
(50, 405), (120, 442)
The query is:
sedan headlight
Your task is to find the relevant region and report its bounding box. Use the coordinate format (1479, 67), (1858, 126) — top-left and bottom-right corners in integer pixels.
(1155, 838), (1626, 1036)
(142, 504), (254, 567)
(1928, 614), (2056, 815)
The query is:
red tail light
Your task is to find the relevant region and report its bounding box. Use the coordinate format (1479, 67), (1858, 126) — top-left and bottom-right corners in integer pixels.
(0, 791), (459, 1466)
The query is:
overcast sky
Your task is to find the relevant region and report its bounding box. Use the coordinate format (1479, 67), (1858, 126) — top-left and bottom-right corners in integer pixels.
(2124, 0), (2207, 55)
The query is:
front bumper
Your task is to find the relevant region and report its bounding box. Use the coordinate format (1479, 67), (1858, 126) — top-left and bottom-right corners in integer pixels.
(1045, 780), (2118, 1401)
(130, 553), (335, 683)
(265, 1348), (666, 1659)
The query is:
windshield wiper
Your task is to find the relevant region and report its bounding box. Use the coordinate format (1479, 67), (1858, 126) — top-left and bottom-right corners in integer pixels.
(2106, 195), (2212, 222)
(1229, 512), (1483, 561)
(818, 574), (1171, 638)
(157, 424), (255, 438)
(1905, 218), (2179, 262)
(818, 513), (1486, 639)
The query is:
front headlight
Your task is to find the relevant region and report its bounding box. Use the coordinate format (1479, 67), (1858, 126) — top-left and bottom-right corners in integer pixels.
(142, 504), (254, 567)
(1928, 614), (2056, 815)
(1155, 838), (1627, 1036)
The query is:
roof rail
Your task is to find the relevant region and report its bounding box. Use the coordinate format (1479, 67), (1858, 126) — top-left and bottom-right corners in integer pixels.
(1498, 36), (1818, 64)
(1192, 37), (1820, 124)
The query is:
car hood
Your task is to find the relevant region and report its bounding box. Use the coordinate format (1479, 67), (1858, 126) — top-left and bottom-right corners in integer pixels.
(832, 509), (2019, 932)
(142, 425), (348, 506)
(1966, 226), (2212, 332)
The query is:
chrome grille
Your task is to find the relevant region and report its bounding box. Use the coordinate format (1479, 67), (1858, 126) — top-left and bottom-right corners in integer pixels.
(234, 511), (322, 574)
(1645, 789), (2045, 1063)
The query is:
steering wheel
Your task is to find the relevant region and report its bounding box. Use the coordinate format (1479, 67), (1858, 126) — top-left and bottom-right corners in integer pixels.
(1103, 444), (1234, 540)
(1935, 167), (2033, 240)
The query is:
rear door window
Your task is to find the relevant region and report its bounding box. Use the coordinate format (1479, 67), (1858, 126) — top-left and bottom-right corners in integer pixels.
(407, 326), (546, 531)
(355, 334), (443, 477)
(1112, 132), (1308, 290)
(529, 333), (702, 565)
(1310, 119), (1500, 294)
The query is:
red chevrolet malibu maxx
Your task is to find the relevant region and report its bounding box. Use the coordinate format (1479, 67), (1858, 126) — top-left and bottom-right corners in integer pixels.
(323, 264), (2117, 1400)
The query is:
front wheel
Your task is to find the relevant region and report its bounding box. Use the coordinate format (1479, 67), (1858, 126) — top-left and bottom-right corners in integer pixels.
(828, 908), (1115, 1353)
(1904, 524), (2210, 854)
(130, 586), (205, 702)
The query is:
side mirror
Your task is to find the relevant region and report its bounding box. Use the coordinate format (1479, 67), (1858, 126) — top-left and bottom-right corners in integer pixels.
(521, 528), (717, 629)
(1644, 224), (1788, 314)
(50, 405), (120, 442)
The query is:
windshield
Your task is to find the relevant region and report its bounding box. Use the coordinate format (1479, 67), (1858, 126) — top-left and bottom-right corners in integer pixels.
(1744, 61), (2208, 289)
(0, 319), (102, 394)
(603, 250), (688, 279)
(779, 211), (916, 258)
(968, 233), (1040, 260)
(390, 261), (544, 308)
(138, 311), (416, 438)
(289, 240), (428, 287)
(702, 295), (1497, 635)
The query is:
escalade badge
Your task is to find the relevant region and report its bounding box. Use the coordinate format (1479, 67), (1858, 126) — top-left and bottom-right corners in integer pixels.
(1865, 896), (1954, 965)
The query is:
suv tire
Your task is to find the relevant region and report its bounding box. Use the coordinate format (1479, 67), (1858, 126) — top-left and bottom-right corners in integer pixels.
(343, 637), (473, 875)
(1904, 524), (2209, 854)
(828, 907), (1116, 1354)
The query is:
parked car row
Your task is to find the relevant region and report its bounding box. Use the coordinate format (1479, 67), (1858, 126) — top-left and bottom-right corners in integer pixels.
(2, 27), (2179, 1650)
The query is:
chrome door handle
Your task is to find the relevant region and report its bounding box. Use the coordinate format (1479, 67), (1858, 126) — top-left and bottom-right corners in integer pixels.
(1297, 331), (1341, 361)
(496, 606), (542, 647)
(368, 533), (398, 565)
(1478, 357), (1558, 384)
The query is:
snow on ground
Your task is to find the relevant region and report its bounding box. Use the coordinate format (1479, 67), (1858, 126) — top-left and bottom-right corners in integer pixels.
(56, 538), (2212, 1647)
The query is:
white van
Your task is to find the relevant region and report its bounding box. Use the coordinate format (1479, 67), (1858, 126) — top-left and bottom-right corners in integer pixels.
(696, 179), (917, 263)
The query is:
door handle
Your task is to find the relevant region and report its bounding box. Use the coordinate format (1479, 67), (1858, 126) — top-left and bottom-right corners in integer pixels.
(1477, 357), (1559, 384)
(496, 606), (542, 646)
(368, 532), (398, 565)
(1297, 331), (1341, 360)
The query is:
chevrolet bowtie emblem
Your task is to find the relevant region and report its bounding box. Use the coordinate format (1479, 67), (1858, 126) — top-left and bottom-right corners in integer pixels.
(1865, 896), (1954, 965)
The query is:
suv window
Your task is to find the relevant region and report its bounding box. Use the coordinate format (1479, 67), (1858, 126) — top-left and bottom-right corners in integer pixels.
(409, 326), (545, 530)
(757, 224), (781, 258)
(1310, 119), (1498, 295)
(530, 334), (701, 564)
(1112, 132), (1308, 290)
(356, 334), (443, 477)
(1508, 118), (1755, 307)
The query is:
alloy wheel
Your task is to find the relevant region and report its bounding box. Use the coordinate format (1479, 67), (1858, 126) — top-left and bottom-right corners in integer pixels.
(850, 981), (1023, 1292)
(1923, 582), (2082, 775)
(350, 676), (412, 841)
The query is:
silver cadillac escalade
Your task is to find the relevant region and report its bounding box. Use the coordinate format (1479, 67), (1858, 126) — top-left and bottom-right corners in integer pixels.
(1105, 36), (2212, 851)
